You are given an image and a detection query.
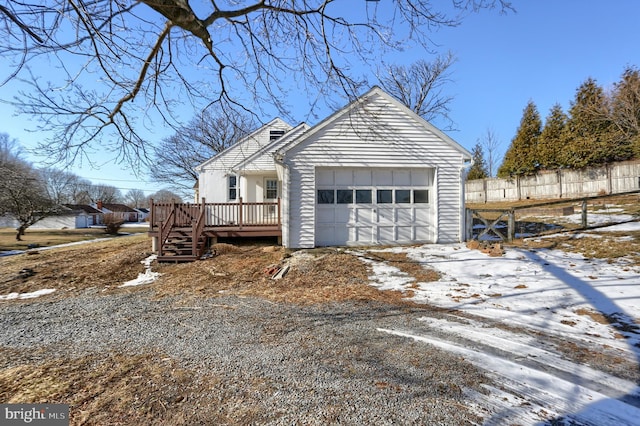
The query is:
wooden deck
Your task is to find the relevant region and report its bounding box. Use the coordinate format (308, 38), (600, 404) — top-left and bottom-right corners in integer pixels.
(149, 198), (281, 262)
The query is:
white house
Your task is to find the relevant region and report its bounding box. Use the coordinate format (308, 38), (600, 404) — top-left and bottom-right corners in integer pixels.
(194, 86), (472, 249)
(0, 204), (103, 230)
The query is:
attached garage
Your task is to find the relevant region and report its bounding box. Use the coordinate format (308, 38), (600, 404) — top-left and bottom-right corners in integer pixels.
(276, 87), (471, 249)
(315, 168), (435, 246)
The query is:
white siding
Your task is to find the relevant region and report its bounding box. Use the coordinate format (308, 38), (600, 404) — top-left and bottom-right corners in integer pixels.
(30, 215), (78, 229)
(283, 90), (468, 248)
(197, 119), (292, 203)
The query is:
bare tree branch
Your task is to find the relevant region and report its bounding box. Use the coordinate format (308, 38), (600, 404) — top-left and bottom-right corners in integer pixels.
(0, 0), (513, 169)
(378, 52), (457, 129)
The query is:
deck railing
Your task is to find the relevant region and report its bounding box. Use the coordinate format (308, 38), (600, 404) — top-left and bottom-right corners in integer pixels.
(150, 198), (281, 229)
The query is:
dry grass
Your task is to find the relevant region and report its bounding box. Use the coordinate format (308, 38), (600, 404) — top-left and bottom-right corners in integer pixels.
(575, 308), (612, 325)
(0, 351), (219, 425)
(511, 229), (640, 265)
(1, 235), (429, 305)
(152, 245), (415, 305)
(0, 227), (148, 252)
(367, 251), (441, 286)
(0, 234), (152, 297)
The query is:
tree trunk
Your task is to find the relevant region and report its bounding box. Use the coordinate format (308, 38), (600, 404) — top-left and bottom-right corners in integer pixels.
(16, 225), (26, 241)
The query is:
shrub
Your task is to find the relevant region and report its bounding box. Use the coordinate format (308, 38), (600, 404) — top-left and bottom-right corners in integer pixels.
(103, 213), (125, 235)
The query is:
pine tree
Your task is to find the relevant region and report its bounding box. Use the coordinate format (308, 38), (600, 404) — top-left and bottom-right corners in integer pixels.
(610, 67), (640, 159)
(497, 101), (542, 177)
(538, 103), (567, 170)
(467, 142), (488, 180)
(561, 78), (615, 167)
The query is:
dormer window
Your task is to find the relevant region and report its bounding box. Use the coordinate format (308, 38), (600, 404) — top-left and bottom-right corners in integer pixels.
(269, 130), (285, 141)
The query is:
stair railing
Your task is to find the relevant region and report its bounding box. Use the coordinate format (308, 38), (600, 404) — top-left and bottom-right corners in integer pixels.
(158, 202), (177, 257)
(191, 198), (206, 258)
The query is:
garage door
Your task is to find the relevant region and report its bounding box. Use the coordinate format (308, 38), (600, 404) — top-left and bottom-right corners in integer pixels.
(315, 168), (435, 246)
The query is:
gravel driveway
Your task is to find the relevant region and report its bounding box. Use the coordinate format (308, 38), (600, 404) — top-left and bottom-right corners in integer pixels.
(0, 288), (487, 425)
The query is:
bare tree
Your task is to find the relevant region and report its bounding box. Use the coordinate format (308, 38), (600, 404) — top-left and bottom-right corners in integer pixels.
(0, 0), (512, 169)
(478, 128), (502, 177)
(39, 167), (81, 204)
(124, 189), (148, 209)
(151, 108), (254, 194)
(0, 135), (60, 240)
(149, 189), (185, 204)
(68, 178), (94, 204)
(88, 184), (122, 204)
(378, 52), (457, 129)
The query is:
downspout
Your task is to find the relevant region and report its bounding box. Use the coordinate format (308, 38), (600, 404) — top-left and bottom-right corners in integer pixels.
(461, 158), (472, 242)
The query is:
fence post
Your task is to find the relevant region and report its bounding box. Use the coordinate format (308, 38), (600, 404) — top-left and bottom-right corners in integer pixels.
(507, 210), (515, 242)
(581, 199), (588, 228)
(238, 197), (243, 229)
(465, 208), (473, 241)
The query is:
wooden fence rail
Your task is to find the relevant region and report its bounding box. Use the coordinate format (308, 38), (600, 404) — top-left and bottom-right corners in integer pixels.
(466, 190), (640, 242)
(150, 198), (281, 229)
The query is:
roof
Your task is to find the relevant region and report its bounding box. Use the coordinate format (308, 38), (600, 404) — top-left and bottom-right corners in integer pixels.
(63, 204), (102, 214)
(232, 123), (310, 172)
(101, 203), (138, 213)
(195, 118), (293, 171)
(276, 86), (472, 160)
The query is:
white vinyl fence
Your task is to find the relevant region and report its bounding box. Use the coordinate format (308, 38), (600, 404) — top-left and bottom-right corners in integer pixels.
(466, 159), (640, 203)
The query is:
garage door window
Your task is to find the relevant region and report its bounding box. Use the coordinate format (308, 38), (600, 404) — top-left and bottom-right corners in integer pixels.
(356, 189), (372, 203)
(414, 189), (429, 203)
(317, 189), (334, 204)
(396, 190), (411, 203)
(337, 189), (353, 204)
(377, 189), (393, 203)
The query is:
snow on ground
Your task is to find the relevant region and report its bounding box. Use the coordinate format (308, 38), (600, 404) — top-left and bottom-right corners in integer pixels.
(119, 254), (161, 287)
(0, 288), (56, 300)
(361, 220), (640, 425)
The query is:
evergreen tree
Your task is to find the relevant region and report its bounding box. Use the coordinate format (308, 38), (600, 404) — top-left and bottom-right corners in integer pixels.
(538, 103), (567, 170)
(561, 78), (615, 167)
(610, 66), (640, 159)
(467, 142), (488, 180)
(497, 101), (542, 177)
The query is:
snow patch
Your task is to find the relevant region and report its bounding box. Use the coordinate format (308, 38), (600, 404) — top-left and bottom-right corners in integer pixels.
(120, 255), (161, 287)
(0, 289), (56, 300)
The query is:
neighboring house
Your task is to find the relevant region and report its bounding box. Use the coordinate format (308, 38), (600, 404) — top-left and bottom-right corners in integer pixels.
(193, 86), (472, 249)
(60, 204), (103, 228)
(135, 208), (150, 222)
(95, 201), (139, 223)
(0, 204), (103, 230)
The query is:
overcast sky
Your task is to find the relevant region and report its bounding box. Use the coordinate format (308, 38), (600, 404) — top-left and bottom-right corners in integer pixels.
(1, 0), (638, 195)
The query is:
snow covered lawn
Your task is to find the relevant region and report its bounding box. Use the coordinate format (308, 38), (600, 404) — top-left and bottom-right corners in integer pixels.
(360, 221), (640, 425)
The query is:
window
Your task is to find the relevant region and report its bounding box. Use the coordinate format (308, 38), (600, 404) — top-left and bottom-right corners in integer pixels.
(355, 189), (372, 203)
(377, 189), (393, 203)
(414, 189), (429, 203)
(265, 179), (278, 199)
(317, 189), (334, 204)
(228, 175), (237, 200)
(337, 189), (353, 204)
(396, 190), (411, 203)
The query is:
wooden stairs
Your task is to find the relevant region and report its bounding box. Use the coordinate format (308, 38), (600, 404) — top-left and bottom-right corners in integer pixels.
(156, 202), (207, 263)
(157, 228), (207, 262)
